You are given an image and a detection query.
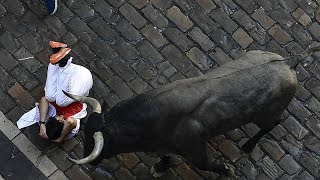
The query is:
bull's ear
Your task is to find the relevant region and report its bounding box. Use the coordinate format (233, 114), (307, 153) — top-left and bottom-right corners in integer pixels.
(102, 100), (110, 112)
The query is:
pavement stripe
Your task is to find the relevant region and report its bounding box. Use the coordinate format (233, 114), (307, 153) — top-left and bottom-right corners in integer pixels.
(49, 170), (69, 180)
(0, 111), (65, 178)
(0, 111), (20, 140)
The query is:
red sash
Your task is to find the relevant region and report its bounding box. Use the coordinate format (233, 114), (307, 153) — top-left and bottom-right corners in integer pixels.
(50, 101), (83, 119)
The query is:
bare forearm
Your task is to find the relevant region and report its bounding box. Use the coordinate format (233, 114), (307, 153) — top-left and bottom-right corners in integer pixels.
(58, 123), (74, 140)
(56, 117), (77, 141)
(39, 97), (49, 122)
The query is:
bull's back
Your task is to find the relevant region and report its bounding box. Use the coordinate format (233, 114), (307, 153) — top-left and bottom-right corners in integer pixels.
(194, 51), (297, 136)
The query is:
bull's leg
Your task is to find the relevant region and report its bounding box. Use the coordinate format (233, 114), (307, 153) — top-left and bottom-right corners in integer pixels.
(241, 119), (280, 153)
(240, 128), (270, 153)
(168, 118), (234, 176)
(186, 142), (235, 177)
(150, 156), (173, 177)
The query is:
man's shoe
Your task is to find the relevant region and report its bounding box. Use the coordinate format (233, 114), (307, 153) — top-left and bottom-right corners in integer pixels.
(49, 47), (71, 64)
(45, 0), (58, 15)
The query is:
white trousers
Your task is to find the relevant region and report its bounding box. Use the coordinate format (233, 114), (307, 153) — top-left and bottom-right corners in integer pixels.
(44, 57), (93, 107)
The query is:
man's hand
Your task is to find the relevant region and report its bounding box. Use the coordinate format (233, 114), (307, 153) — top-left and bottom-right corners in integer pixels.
(39, 124), (48, 139)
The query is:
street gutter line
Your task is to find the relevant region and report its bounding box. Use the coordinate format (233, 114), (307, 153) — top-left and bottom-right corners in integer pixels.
(0, 111), (67, 179)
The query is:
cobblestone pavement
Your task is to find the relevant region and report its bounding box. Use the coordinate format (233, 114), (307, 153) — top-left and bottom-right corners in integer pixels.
(0, 0), (320, 179)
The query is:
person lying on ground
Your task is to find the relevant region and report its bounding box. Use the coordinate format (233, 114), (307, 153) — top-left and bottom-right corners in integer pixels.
(17, 41), (93, 143)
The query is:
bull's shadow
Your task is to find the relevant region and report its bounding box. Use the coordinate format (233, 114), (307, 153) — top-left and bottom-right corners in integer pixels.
(64, 48), (320, 178)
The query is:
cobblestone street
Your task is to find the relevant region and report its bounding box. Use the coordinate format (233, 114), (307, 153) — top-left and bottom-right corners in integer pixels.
(0, 0), (320, 179)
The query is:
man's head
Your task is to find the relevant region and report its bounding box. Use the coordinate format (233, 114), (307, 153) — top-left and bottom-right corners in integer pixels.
(46, 117), (64, 140)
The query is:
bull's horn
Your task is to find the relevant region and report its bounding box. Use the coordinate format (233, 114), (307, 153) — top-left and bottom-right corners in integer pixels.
(62, 90), (101, 113)
(67, 132), (104, 164)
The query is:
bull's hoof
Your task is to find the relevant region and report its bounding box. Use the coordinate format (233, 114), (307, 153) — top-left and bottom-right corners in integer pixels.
(150, 165), (166, 178)
(241, 141), (256, 154)
(222, 163), (235, 177)
(150, 159), (172, 178)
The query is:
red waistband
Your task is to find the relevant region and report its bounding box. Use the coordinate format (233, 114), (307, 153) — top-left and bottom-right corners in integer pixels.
(50, 101), (83, 119)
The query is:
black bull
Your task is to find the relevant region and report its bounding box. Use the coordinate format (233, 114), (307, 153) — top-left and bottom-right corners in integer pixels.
(64, 49), (319, 176)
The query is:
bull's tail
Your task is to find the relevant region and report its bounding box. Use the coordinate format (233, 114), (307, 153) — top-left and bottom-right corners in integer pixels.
(271, 46), (320, 69)
(292, 46), (320, 68)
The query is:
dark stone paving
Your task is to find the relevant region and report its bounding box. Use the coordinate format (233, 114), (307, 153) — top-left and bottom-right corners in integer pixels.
(0, 0), (320, 179)
(0, 131), (45, 180)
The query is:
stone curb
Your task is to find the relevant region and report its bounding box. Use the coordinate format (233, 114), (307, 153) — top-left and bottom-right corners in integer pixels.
(0, 111), (68, 179)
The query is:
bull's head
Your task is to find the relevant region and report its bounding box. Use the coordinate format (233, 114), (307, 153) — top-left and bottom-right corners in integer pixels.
(62, 91), (104, 164)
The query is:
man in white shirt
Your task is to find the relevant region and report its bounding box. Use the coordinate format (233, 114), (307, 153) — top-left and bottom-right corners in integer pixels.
(18, 41), (93, 143)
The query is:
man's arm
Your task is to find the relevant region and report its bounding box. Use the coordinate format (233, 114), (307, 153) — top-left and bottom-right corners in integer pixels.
(52, 117), (77, 143)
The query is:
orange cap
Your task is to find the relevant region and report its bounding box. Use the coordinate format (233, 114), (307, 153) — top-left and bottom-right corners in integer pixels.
(49, 47), (71, 64)
(49, 41), (67, 48)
